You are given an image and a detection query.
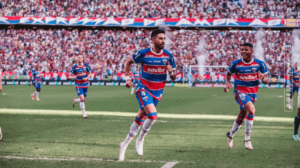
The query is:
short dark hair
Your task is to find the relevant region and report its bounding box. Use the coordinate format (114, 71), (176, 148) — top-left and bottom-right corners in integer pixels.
(151, 29), (165, 39)
(242, 43), (253, 48)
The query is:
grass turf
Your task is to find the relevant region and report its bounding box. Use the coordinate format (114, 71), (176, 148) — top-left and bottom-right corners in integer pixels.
(0, 85), (299, 167)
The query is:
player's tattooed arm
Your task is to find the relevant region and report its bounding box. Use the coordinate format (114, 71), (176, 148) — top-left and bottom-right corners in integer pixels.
(224, 72), (232, 93)
(259, 72), (269, 84)
(167, 62), (176, 81)
(125, 57), (135, 88)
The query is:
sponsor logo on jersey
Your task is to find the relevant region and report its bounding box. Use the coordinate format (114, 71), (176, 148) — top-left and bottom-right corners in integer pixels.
(252, 68), (257, 72)
(162, 59), (168, 65)
(239, 75), (257, 81)
(142, 96), (148, 101)
(146, 67), (166, 74)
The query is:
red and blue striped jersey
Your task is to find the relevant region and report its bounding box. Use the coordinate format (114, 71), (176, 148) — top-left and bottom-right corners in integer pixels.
(132, 70), (141, 82)
(132, 48), (176, 98)
(32, 70), (42, 83)
(70, 63), (91, 88)
(31, 68), (36, 83)
(228, 58), (268, 101)
(289, 67), (300, 86)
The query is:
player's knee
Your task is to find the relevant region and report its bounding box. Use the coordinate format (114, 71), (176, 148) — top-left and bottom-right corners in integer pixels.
(248, 106), (255, 115)
(135, 116), (146, 125)
(146, 112), (157, 120)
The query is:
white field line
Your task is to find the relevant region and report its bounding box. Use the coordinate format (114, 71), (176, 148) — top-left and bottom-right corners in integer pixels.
(161, 162), (179, 168)
(0, 155), (173, 163)
(0, 108), (293, 122)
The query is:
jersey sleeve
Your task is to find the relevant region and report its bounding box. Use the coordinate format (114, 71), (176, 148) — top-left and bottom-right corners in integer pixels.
(227, 61), (236, 74)
(170, 55), (176, 70)
(132, 50), (145, 63)
(70, 65), (76, 75)
(260, 61), (268, 74)
(86, 64), (91, 73)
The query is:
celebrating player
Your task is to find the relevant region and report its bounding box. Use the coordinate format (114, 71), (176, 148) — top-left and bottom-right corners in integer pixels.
(68, 55), (91, 118)
(118, 29), (176, 161)
(29, 64), (43, 101)
(288, 62), (299, 110)
(224, 43), (269, 150)
(131, 66), (141, 94)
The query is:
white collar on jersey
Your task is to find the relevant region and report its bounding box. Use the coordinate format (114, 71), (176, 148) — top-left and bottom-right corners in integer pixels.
(241, 58), (254, 64)
(151, 47), (163, 55)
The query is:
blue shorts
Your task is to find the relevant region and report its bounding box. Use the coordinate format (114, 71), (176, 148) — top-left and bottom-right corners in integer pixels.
(290, 86), (299, 94)
(135, 90), (159, 109)
(35, 83), (41, 89)
(235, 92), (255, 110)
(76, 87), (88, 97)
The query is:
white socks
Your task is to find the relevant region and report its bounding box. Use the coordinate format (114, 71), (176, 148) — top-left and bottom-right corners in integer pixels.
(137, 119), (156, 141)
(36, 92), (39, 99)
(289, 98), (292, 106)
(80, 102), (86, 115)
(230, 119), (243, 138)
(131, 87), (134, 94)
(123, 122), (141, 147)
(32, 91), (37, 95)
(74, 98), (80, 103)
(245, 114), (254, 141)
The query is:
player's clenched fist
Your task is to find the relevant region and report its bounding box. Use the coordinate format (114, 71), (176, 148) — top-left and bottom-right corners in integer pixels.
(224, 84), (231, 93)
(125, 79), (134, 88)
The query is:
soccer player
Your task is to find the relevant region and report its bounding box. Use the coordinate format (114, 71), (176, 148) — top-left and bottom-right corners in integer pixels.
(68, 55), (91, 118)
(288, 62), (299, 110)
(224, 43), (269, 150)
(131, 66), (141, 94)
(118, 29), (176, 161)
(29, 64), (36, 100)
(29, 64), (43, 101)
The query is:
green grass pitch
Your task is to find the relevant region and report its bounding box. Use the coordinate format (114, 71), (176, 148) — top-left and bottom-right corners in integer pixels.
(0, 85), (299, 168)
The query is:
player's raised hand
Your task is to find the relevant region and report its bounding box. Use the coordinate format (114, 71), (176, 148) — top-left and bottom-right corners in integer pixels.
(224, 83), (231, 93)
(167, 62), (172, 73)
(125, 79), (134, 88)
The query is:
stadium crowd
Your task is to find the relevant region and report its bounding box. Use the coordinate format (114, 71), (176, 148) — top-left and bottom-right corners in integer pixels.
(0, 28), (289, 79)
(0, 0), (299, 19)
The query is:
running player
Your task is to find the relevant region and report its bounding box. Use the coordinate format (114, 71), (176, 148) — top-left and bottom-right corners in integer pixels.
(29, 64), (37, 100)
(131, 66), (141, 94)
(288, 62), (299, 110)
(224, 43), (269, 150)
(118, 29), (176, 161)
(29, 64), (43, 101)
(68, 55), (91, 118)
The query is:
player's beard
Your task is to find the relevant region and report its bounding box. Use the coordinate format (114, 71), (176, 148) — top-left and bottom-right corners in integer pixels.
(155, 41), (165, 50)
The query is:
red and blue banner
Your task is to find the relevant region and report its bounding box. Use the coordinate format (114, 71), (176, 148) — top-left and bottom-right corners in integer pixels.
(0, 17), (298, 27)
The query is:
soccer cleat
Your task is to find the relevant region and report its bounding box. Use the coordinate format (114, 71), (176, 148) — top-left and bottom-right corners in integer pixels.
(288, 105), (292, 109)
(31, 94), (34, 100)
(135, 138), (144, 155)
(293, 134), (300, 141)
(244, 139), (253, 150)
(118, 142), (127, 161)
(72, 98), (76, 107)
(83, 114), (88, 118)
(226, 132), (233, 148)
(36, 98), (40, 101)
(0, 127), (2, 141)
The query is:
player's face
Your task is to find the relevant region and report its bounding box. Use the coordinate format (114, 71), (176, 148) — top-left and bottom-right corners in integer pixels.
(153, 33), (165, 50)
(78, 55), (83, 63)
(241, 46), (253, 59)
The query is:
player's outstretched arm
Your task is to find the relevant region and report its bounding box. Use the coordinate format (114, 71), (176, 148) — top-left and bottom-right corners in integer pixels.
(67, 74), (76, 80)
(224, 72), (232, 93)
(167, 62), (176, 81)
(125, 57), (134, 88)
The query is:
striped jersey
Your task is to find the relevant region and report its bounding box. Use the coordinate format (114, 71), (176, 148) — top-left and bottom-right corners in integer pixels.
(32, 70), (42, 83)
(70, 63), (91, 88)
(132, 47), (176, 99)
(289, 67), (300, 87)
(31, 68), (36, 83)
(228, 58), (268, 101)
(132, 70), (141, 82)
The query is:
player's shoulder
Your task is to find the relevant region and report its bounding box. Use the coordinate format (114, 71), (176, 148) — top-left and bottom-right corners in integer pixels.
(253, 58), (265, 64)
(137, 48), (151, 55)
(72, 64), (78, 68)
(83, 63), (90, 67)
(231, 59), (242, 65)
(163, 49), (173, 58)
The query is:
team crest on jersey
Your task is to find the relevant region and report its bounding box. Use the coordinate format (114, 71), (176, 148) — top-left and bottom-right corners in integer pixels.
(162, 59), (168, 65)
(238, 93), (246, 101)
(252, 68), (257, 72)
